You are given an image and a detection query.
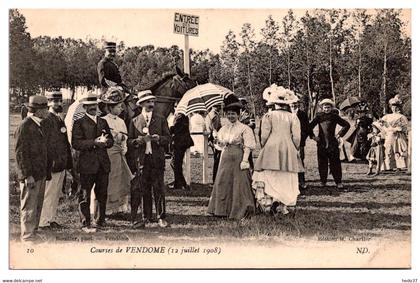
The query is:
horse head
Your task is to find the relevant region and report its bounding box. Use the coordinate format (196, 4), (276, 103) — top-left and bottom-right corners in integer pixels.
(149, 67), (196, 118)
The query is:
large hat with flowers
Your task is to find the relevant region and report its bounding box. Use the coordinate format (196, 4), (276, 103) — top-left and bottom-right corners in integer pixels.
(100, 87), (125, 104)
(389, 95), (402, 106)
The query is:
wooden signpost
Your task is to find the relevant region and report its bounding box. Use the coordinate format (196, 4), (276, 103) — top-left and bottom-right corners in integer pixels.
(174, 12), (206, 185)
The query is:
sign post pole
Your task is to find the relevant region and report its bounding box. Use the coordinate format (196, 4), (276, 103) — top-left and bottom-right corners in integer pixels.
(183, 34), (191, 186)
(174, 12), (200, 186)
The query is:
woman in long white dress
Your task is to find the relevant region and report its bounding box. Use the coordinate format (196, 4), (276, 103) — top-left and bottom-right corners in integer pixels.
(252, 85), (301, 215)
(101, 87), (134, 215)
(380, 95), (409, 171)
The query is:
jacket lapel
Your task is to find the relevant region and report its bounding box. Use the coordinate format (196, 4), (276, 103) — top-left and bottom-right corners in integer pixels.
(133, 114), (146, 134)
(149, 113), (158, 134)
(29, 118), (44, 137)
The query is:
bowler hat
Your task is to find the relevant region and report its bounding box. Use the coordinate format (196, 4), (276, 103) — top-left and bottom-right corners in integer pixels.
(26, 95), (48, 109)
(136, 90), (156, 105)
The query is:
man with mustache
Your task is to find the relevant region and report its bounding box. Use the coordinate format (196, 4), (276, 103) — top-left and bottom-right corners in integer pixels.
(39, 90), (73, 230)
(72, 92), (114, 233)
(127, 90), (171, 228)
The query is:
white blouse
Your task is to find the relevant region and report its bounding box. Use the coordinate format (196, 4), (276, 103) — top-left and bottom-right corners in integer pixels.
(103, 113), (128, 154)
(217, 121), (256, 150)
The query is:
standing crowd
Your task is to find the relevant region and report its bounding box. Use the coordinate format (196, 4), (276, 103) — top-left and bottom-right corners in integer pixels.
(14, 42), (410, 243)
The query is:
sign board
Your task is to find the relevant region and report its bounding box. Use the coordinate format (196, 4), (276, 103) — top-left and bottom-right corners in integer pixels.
(174, 12), (199, 37)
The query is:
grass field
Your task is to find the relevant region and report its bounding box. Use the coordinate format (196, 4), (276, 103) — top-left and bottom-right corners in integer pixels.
(8, 114), (411, 243)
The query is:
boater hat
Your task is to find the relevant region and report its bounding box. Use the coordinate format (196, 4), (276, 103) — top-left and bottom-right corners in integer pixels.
(45, 90), (63, 100)
(136, 90), (156, 105)
(80, 92), (98, 105)
(319, 98), (335, 107)
(26, 95), (48, 109)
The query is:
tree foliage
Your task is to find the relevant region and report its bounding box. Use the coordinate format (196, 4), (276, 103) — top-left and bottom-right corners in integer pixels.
(9, 9), (411, 117)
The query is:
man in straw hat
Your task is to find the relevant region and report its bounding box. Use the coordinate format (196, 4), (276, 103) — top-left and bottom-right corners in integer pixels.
(127, 90), (171, 228)
(97, 41), (129, 94)
(309, 98), (350, 190)
(15, 95), (50, 242)
(72, 92), (114, 233)
(38, 90), (72, 230)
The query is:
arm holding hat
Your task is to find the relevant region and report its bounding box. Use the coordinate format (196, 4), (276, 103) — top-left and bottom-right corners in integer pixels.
(100, 119), (114, 149)
(71, 118), (110, 150)
(72, 119), (96, 150)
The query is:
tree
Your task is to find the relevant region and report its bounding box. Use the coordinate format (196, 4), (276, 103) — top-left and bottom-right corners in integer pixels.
(220, 30), (239, 91)
(351, 9), (370, 98)
(261, 15), (280, 85)
(362, 9), (407, 115)
(281, 9), (298, 89)
(238, 23), (257, 114)
(9, 9), (38, 102)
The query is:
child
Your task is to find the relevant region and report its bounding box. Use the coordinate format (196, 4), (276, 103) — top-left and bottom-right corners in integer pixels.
(366, 122), (385, 175)
(309, 99), (350, 188)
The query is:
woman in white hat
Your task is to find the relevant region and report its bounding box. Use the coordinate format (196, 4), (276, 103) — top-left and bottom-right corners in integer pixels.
(379, 95), (409, 171)
(101, 87), (134, 215)
(252, 86), (301, 215)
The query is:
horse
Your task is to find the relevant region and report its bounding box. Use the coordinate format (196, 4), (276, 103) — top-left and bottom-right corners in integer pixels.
(66, 67), (196, 197)
(144, 66), (196, 118)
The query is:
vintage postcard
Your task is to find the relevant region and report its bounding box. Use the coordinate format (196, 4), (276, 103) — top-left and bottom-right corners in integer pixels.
(7, 7), (412, 270)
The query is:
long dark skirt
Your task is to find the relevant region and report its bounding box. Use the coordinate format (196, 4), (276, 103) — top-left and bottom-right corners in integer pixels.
(207, 145), (255, 220)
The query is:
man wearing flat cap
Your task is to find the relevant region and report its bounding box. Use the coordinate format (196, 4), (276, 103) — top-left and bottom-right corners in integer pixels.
(309, 99), (350, 189)
(127, 90), (171, 228)
(15, 95), (50, 242)
(97, 41), (129, 94)
(72, 92), (114, 233)
(39, 91), (73, 230)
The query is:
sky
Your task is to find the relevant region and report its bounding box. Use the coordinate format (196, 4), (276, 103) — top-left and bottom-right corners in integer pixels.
(20, 9), (411, 54)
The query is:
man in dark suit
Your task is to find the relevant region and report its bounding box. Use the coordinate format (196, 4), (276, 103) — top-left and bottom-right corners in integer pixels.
(204, 105), (222, 183)
(15, 95), (50, 242)
(97, 41), (129, 94)
(39, 91), (73, 230)
(169, 113), (194, 190)
(127, 90), (171, 228)
(239, 97), (256, 170)
(72, 92), (113, 232)
(290, 97), (312, 189)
